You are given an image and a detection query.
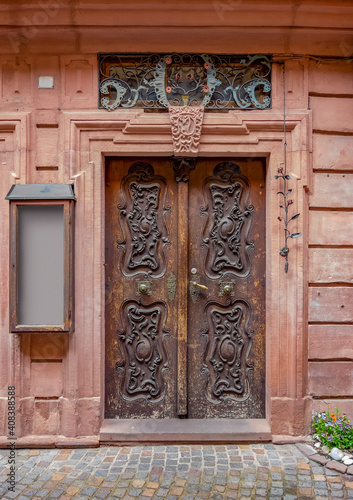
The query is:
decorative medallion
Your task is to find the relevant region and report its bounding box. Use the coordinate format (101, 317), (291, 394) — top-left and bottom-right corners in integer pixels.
(201, 161), (254, 279)
(169, 106), (204, 156)
(117, 300), (169, 403)
(98, 53), (272, 110)
(201, 299), (254, 404)
(117, 161), (171, 278)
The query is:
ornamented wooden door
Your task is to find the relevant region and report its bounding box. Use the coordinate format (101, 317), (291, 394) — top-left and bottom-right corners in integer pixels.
(105, 157), (265, 420)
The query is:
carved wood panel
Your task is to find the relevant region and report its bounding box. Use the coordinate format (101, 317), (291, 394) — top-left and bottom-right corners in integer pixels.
(117, 300), (169, 403)
(117, 161), (170, 278)
(201, 161), (254, 279)
(201, 299), (253, 404)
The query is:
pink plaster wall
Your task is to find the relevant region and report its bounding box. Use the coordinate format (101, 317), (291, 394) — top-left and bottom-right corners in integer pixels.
(308, 59), (353, 423)
(0, 0), (352, 444)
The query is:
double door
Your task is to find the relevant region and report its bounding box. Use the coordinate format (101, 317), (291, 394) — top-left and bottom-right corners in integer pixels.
(105, 157), (265, 419)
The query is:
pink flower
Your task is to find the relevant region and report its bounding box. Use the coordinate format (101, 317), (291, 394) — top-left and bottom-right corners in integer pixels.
(165, 56), (172, 64)
(175, 72), (182, 80)
(287, 199), (293, 205)
(203, 85), (210, 93)
(186, 73), (194, 81)
(166, 86), (172, 93)
(277, 167), (284, 174)
(277, 216), (282, 221)
(204, 62), (211, 69)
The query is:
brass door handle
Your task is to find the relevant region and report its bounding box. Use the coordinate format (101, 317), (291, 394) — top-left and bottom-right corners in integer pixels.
(192, 281), (208, 290)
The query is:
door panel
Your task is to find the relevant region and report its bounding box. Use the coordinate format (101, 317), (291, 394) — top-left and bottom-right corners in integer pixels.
(105, 157), (265, 420)
(187, 159), (266, 418)
(105, 159), (177, 418)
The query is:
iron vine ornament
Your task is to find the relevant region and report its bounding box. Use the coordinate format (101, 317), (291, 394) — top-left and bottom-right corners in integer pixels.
(99, 53), (271, 110)
(276, 65), (302, 273)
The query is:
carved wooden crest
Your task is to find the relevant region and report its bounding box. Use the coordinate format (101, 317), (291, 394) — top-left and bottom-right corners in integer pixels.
(169, 106), (204, 156)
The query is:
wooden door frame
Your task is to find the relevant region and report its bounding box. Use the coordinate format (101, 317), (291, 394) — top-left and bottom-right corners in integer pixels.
(62, 105), (312, 441)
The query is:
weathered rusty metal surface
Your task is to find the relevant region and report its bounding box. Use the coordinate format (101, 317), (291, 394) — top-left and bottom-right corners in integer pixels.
(105, 157), (265, 420)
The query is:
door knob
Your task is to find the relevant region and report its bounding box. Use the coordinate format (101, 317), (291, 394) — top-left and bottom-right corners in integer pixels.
(139, 283), (149, 294)
(136, 280), (152, 296)
(219, 280), (235, 297)
(192, 281), (208, 290)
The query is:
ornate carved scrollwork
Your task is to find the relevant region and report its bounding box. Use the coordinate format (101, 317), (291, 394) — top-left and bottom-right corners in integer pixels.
(117, 161), (171, 278)
(117, 299), (169, 403)
(169, 106), (204, 155)
(201, 299), (254, 404)
(201, 161), (254, 279)
(172, 157), (196, 183)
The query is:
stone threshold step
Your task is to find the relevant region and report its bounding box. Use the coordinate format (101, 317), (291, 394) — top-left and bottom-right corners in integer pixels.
(100, 418), (271, 444)
(0, 436), (99, 449)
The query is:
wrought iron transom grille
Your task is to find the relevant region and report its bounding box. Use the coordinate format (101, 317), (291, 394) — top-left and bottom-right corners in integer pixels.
(98, 53), (271, 111)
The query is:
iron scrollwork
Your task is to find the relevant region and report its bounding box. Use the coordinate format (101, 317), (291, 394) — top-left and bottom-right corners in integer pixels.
(201, 161), (254, 279)
(201, 299), (254, 404)
(117, 299), (169, 403)
(117, 161), (171, 278)
(99, 53), (271, 110)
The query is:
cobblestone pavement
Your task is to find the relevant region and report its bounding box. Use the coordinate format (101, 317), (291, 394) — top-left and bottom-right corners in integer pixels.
(1, 444), (353, 499)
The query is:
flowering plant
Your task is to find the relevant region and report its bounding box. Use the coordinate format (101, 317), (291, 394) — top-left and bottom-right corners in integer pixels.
(313, 407), (353, 450)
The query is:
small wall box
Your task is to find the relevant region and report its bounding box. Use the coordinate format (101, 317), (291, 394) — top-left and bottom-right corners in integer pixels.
(6, 184), (75, 333)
